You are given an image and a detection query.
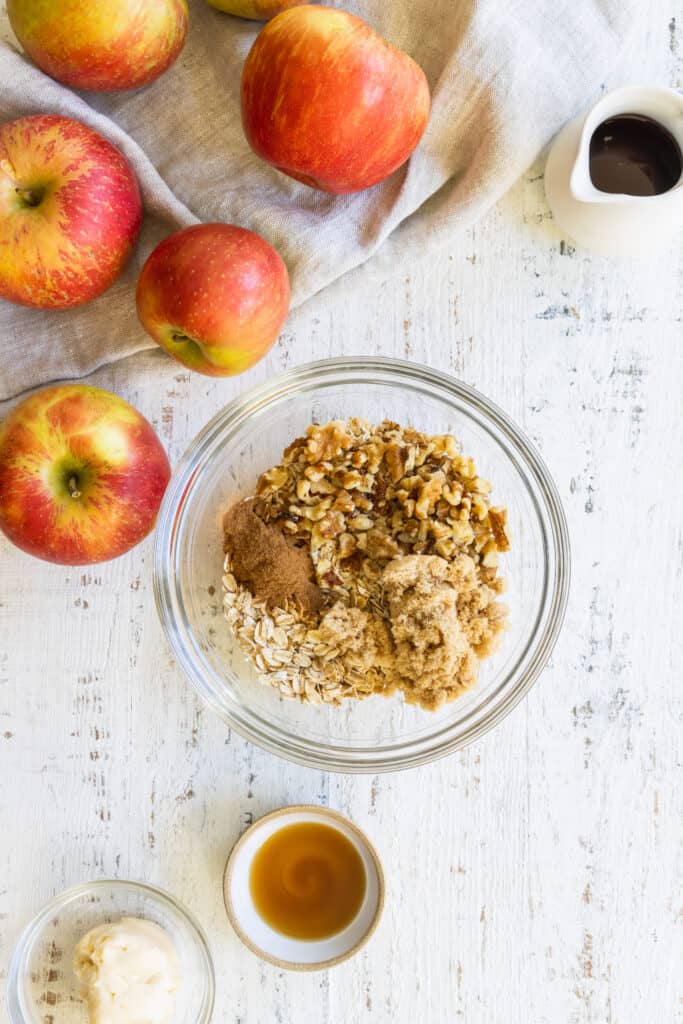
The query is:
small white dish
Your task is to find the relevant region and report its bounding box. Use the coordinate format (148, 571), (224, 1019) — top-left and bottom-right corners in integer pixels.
(223, 805), (384, 971)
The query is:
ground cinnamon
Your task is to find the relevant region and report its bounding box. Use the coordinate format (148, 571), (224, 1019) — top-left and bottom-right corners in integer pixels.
(223, 499), (323, 618)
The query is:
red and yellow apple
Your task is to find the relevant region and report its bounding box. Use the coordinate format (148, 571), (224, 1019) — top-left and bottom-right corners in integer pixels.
(241, 5), (431, 194)
(0, 385), (171, 565)
(136, 223), (290, 377)
(7, 0), (188, 92)
(206, 0), (308, 19)
(0, 115), (142, 309)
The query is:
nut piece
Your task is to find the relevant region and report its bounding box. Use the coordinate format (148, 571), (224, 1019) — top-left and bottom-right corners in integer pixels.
(306, 421), (353, 463)
(488, 507), (510, 551)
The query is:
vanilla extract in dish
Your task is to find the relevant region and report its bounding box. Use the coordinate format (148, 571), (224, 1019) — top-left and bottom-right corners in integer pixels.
(250, 821), (366, 940)
(589, 114), (682, 196)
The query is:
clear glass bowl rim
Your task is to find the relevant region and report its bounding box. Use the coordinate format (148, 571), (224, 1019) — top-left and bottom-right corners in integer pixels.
(153, 356), (571, 773)
(5, 879), (216, 1024)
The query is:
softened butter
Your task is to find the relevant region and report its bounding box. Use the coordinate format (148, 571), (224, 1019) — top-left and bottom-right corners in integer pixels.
(73, 917), (181, 1024)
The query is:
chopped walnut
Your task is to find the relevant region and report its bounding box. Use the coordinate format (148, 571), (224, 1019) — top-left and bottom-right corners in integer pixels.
(305, 421), (353, 463)
(384, 443), (409, 483)
(488, 507), (510, 551)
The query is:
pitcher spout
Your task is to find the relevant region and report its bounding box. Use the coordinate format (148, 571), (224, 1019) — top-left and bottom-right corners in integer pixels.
(569, 150), (601, 204)
(569, 90), (627, 204)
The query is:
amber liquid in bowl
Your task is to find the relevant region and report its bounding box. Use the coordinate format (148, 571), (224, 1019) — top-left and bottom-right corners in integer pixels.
(249, 823), (367, 940)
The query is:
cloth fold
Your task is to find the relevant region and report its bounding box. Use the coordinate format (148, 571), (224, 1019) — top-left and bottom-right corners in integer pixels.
(0, 0), (636, 400)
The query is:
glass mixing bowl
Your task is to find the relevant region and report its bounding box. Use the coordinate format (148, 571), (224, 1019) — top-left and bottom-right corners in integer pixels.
(6, 880), (215, 1024)
(154, 357), (570, 772)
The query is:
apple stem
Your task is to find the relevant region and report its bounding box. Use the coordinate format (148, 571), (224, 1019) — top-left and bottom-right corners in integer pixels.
(15, 186), (43, 208)
(1, 161), (45, 208)
(68, 476), (82, 499)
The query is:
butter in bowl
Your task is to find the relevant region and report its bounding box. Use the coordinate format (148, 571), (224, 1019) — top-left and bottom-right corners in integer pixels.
(6, 880), (214, 1024)
(223, 805), (385, 970)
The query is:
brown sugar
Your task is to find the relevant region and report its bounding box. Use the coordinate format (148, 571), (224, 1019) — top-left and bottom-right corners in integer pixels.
(223, 499), (323, 618)
(317, 604), (394, 678)
(382, 555), (477, 710)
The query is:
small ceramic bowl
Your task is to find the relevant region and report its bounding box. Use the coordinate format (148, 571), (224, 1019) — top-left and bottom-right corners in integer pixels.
(223, 806), (385, 971)
(6, 880), (215, 1024)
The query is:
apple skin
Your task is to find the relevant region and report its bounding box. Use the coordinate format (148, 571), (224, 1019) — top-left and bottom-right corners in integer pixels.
(241, 5), (431, 194)
(0, 115), (142, 309)
(0, 385), (171, 565)
(136, 223), (290, 377)
(206, 0), (308, 19)
(7, 0), (188, 92)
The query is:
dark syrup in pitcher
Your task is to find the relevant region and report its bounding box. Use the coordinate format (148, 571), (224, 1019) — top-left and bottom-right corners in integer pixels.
(589, 114), (682, 196)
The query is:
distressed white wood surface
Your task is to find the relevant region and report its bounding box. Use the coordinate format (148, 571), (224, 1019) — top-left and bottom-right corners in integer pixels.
(1, 7), (682, 1023)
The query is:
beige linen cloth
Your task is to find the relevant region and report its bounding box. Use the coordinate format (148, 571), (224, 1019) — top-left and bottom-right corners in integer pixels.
(0, 0), (636, 400)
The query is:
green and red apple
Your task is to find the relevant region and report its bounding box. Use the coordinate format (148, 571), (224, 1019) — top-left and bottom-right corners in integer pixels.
(7, 0), (188, 92)
(205, 0), (308, 19)
(136, 223), (290, 377)
(0, 385), (171, 565)
(241, 5), (431, 194)
(0, 115), (142, 309)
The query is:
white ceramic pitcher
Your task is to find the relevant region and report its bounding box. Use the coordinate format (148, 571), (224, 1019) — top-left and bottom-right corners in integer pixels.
(544, 85), (683, 256)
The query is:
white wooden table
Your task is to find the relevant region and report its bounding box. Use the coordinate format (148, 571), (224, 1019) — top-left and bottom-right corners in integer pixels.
(1, 9), (681, 1023)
